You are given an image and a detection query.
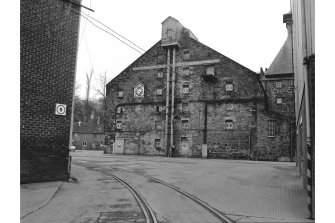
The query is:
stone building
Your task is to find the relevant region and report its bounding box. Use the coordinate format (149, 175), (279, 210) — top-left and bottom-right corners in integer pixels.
(290, 0), (315, 218)
(106, 16), (295, 161)
(72, 115), (105, 150)
(261, 12), (296, 161)
(20, 0), (81, 183)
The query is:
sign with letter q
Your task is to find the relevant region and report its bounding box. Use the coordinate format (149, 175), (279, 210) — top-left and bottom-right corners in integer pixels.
(55, 103), (66, 116)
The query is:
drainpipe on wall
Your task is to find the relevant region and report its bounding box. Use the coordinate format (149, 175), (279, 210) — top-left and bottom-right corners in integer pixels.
(170, 48), (176, 156)
(165, 49), (171, 156)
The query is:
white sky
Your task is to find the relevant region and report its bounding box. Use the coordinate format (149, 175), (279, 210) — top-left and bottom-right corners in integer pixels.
(76, 0), (290, 99)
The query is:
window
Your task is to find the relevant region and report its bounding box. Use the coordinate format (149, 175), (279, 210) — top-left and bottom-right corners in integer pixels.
(206, 66), (215, 76)
(276, 81), (282, 88)
(157, 71), (163, 78)
(155, 121), (162, 130)
(183, 50), (190, 60)
(226, 104), (234, 111)
(167, 28), (173, 39)
(156, 88), (163, 96)
(118, 91), (124, 98)
(116, 121), (122, 130)
(157, 55), (165, 64)
(117, 107), (122, 113)
(181, 120), (189, 129)
(276, 97), (283, 104)
(225, 120), (233, 130)
(182, 85), (189, 94)
(182, 103), (189, 112)
(82, 141), (87, 146)
(268, 120), (275, 137)
(181, 137), (188, 142)
(155, 139), (161, 148)
(183, 67), (190, 76)
(225, 82), (234, 91)
(156, 105), (164, 112)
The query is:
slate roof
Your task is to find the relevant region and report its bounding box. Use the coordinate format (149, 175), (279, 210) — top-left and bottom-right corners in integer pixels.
(265, 26), (293, 76)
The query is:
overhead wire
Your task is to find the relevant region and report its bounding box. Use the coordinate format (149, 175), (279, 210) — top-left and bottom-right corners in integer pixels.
(61, 0), (146, 55)
(78, 0), (91, 46)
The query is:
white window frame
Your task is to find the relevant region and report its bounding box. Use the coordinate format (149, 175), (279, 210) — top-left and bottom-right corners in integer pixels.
(275, 81), (282, 88)
(276, 97), (283, 104)
(268, 120), (275, 137)
(225, 120), (233, 130)
(226, 83), (234, 91)
(182, 85), (189, 94)
(156, 88), (163, 96)
(118, 91), (124, 98)
(206, 66), (215, 76)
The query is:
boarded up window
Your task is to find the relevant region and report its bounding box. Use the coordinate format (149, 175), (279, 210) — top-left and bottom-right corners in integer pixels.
(183, 50), (190, 60)
(276, 97), (282, 104)
(156, 88), (163, 95)
(182, 103), (189, 112)
(183, 67), (190, 76)
(206, 66), (215, 75)
(155, 121), (162, 130)
(157, 55), (166, 64)
(118, 91), (124, 98)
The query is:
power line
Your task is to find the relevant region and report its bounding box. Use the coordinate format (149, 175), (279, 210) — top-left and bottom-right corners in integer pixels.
(61, 0), (146, 55)
(78, 12), (144, 54)
(86, 14), (146, 52)
(78, 0), (91, 45)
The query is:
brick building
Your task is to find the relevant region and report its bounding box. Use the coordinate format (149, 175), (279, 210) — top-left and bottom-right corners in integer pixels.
(72, 114), (105, 150)
(20, 0), (81, 183)
(106, 16), (295, 161)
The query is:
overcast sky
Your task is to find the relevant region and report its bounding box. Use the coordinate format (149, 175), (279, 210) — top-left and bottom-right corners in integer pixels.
(75, 0), (291, 99)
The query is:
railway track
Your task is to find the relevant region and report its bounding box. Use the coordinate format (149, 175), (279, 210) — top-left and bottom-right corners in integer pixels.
(73, 161), (234, 223)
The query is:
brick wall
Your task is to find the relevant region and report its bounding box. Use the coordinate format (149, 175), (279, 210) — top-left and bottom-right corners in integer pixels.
(20, 0), (81, 183)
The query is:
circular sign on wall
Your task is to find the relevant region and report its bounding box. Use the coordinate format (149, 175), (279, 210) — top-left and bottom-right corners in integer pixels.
(55, 103), (66, 116)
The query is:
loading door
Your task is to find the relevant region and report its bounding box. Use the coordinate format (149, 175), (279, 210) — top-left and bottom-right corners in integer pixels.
(114, 139), (124, 154)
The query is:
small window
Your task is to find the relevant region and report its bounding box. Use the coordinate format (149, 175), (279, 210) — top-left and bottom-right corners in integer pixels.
(82, 141), (87, 146)
(157, 55), (166, 64)
(276, 98), (283, 104)
(226, 104), (234, 111)
(155, 139), (161, 148)
(117, 107), (122, 113)
(226, 83), (234, 91)
(182, 103), (189, 112)
(181, 137), (188, 142)
(183, 50), (190, 60)
(276, 81), (282, 88)
(225, 120), (233, 130)
(116, 121), (122, 130)
(268, 120), (275, 137)
(118, 91), (124, 98)
(157, 71), (163, 78)
(156, 88), (163, 96)
(206, 66), (215, 75)
(155, 121), (162, 130)
(181, 120), (189, 129)
(183, 67), (190, 76)
(182, 85), (189, 94)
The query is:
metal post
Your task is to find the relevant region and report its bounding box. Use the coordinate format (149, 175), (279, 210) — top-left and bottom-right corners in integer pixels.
(164, 49), (170, 156)
(170, 48), (176, 156)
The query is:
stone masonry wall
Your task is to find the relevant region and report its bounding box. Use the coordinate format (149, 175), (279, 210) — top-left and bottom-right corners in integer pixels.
(20, 0), (81, 183)
(73, 133), (105, 150)
(106, 28), (293, 161)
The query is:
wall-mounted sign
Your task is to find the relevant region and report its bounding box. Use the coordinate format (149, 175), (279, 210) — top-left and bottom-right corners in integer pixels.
(55, 103), (66, 116)
(134, 83), (144, 98)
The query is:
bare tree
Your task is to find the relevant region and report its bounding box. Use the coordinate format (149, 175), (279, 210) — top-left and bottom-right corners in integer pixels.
(84, 68), (94, 121)
(94, 71), (110, 133)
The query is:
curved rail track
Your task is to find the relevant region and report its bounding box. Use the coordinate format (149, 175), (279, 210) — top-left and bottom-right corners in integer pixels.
(74, 161), (233, 223)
